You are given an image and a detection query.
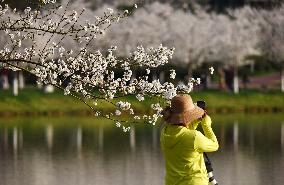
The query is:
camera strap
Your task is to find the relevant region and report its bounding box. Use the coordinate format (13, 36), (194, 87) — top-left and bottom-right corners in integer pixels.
(204, 153), (211, 164)
(204, 153), (213, 172)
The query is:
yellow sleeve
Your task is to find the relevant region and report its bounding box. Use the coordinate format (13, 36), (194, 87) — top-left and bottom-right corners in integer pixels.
(187, 119), (201, 130)
(194, 115), (219, 153)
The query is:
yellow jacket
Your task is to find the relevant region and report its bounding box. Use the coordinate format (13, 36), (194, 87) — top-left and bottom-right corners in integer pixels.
(160, 115), (219, 185)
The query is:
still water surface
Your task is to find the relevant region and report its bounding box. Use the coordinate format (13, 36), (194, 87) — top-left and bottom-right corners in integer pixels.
(0, 115), (284, 185)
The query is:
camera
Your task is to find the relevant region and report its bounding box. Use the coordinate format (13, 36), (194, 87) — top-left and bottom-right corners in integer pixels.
(197, 101), (206, 118)
(197, 100), (206, 110)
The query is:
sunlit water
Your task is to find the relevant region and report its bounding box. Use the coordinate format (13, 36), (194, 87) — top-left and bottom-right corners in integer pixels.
(0, 114), (284, 185)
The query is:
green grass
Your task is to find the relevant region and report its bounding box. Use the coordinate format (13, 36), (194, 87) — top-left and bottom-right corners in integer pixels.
(0, 87), (284, 116)
(191, 89), (284, 112)
(0, 87), (153, 116)
(0, 87), (89, 113)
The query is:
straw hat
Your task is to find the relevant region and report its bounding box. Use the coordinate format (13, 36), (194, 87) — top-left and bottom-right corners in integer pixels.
(162, 94), (204, 124)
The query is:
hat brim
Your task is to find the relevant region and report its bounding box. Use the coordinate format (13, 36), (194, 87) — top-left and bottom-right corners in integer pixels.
(168, 105), (204, 124)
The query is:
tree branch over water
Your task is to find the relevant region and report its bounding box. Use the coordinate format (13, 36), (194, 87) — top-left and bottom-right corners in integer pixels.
(0, 0), (199, 131)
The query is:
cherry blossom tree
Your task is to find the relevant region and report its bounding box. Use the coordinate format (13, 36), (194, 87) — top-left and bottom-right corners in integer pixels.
(99, 3), (262, 93)
(0, 0), (201, 130)
(92, 2), (284, 94)
(205, 6), (261, 93)
(101, 2), (213, 84)
(259, 5), (284, 92)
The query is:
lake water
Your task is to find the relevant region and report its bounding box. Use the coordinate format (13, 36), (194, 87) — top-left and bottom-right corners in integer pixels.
(0, 114), (284, 185)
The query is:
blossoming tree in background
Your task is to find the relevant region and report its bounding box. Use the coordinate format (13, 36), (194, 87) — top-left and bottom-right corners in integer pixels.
(105, 3), (264, 93)
(259, 6), (284, 92)
(0, 0), (202, 131)
(205, 7), (261, 93)
(102, 3), (214, 86)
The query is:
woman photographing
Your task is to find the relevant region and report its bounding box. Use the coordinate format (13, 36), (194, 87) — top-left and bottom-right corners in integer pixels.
(160, 94), (219, 185)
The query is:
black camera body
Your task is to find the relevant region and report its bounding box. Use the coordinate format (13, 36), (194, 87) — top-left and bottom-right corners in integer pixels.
(197, 100), (206, 110)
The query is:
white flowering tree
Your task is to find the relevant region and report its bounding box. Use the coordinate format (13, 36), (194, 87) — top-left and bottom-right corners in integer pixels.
(259, 6), (284, 92)
(202, 6), (261, 93)
(229, 7), (261, 93)
(0, 0), (202, 131)
(100, 2), (214, 85)
(89, 2), (283, 94)
(101, 3), (261, 92)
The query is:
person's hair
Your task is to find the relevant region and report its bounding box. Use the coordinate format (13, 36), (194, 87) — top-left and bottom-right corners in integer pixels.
(161, 106), (171, 122)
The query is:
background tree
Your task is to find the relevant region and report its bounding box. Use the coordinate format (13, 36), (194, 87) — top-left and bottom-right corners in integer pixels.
(259, 5), (284, 92)
(206, 6), (261, 93)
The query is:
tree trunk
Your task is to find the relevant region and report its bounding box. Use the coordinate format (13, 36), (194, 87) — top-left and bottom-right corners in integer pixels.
(19, 71), (25, 89)
(152, 73), (158, 81)
(206, 74), (211, 89)
(218, 67), (227, 91)
(250, 61), (255, 73)
(159, 71), (165, 83)
(12, 72), (18, 96)
(281, 66), (284, 93)
(233, 65), (239, 94)
(1, 74), (9, 90)
(187, 64), (193, 83)
(130, 70), (136, 82)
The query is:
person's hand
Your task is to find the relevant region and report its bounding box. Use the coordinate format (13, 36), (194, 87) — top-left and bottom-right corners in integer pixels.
(202, 110), (207, 118)
(201, 114), (212, 127)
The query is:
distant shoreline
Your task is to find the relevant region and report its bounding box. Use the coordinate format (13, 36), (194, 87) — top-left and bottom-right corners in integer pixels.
(0, 87), (284, 117)
(0, 107), (282, 118)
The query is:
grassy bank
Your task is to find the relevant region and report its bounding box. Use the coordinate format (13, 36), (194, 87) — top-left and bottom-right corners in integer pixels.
(191, 90), (284, 113)
(0, 87), (284, 116)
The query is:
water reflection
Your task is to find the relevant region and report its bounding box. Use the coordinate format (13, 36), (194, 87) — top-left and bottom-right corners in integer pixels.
(77, 126), (82, 153)
(281, 122), (284, 152)
(13, 127), (18, 153)
(152, 125), (158, 150)
(45, 125), (53, 150)
(98, 124), (104, 152)
(130, 125), (136, 152)
(0, 115), (283, 185)
(233, 121), (238, 152)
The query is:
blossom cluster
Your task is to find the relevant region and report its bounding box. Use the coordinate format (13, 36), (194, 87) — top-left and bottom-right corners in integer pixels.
(0, 0), (206, 131)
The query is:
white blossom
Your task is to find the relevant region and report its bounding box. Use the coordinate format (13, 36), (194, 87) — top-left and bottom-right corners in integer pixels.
(196, 78), (201, 85)
(107, 8), (114, 14)
(151, 103), (163, 112)
(115, 122), (121, 127)
(209, 67), (214, 75)
(170, 69), (176, 79)
(134, 116), (140, 120)
(116, 101), (131, 110)
(146, 68), (150, 74)
(136, 94), (145, 101)
(122, 126), (131, 132)
(129, 108), (134, 115)
(115, 110), (121, 116)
